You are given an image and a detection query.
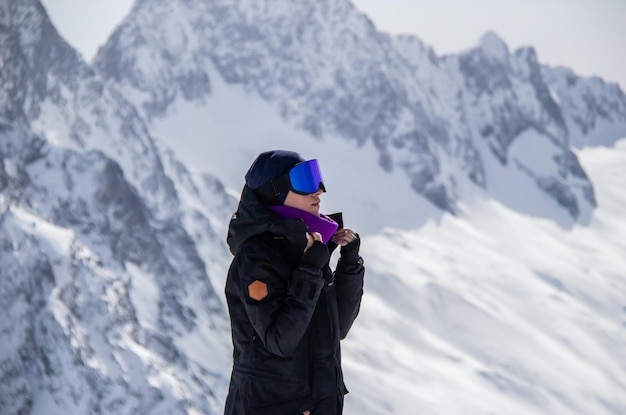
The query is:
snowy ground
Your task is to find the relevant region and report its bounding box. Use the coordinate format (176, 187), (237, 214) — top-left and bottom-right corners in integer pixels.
(341, 140), (626, 414)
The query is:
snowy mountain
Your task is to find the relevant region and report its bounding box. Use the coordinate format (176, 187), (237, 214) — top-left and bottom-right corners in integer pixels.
(1, 1), (235, 414)
(92, 0), (626, 223)
(1, 0), (625, 414)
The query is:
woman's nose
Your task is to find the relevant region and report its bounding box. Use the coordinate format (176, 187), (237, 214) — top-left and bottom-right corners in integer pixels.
(313, 186), (323, 195)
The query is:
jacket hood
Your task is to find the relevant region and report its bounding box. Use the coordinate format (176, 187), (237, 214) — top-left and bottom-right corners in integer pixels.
(227, 185), (310, 255)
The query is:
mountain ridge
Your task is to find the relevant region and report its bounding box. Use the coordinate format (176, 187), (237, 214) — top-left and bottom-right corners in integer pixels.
(92, 0), (626, 220)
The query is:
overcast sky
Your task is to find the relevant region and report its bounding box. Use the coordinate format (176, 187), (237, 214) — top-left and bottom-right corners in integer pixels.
(41, 0), (625, 89)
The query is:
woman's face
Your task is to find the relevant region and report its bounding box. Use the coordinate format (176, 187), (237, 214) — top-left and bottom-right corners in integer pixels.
(283, 187), (324, 216)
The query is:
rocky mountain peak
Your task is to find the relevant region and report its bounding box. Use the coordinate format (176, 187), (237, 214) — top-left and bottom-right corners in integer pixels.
(0, 0), (93, 124)
(477, 31), (510, 62)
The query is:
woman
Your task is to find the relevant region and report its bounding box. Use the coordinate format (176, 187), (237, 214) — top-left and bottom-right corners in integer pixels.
(224, 150), (365, 415)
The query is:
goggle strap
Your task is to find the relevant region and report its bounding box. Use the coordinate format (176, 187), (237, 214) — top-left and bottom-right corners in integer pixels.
(254, 174), (291, 202)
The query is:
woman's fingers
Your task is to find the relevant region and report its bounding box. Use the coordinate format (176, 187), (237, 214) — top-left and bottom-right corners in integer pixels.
(331, 228), (357, 246)
(305, 232), (323, 252)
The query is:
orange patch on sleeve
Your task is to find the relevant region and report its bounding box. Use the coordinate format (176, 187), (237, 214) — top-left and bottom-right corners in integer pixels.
(248, 280), (268, 301)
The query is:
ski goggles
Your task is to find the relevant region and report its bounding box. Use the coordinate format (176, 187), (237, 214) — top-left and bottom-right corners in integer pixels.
(288, 159), (326, 194)
(256, 159), (326, 201)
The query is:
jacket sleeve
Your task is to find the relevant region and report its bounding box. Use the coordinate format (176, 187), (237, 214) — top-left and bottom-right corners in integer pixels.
(334, 250), (365, 340)
(236, 242), (325, 358)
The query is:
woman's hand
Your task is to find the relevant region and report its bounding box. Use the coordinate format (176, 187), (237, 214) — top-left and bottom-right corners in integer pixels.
(301, 232), (330, 269)
(331, 228), (358, 247)
(305, 232), (323, 252)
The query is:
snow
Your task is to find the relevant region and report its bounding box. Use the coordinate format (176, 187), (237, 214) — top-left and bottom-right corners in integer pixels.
(508, 129), (561, 176)
(468, 127), (581, 227)
(126, 261), (160, 331)
(479, 31), (510, 62)
(10, 206), (75, 287)
(339, 139), (626, 414)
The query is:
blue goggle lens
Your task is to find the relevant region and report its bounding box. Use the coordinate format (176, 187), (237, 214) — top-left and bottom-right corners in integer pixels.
(289, 159), (325, 194)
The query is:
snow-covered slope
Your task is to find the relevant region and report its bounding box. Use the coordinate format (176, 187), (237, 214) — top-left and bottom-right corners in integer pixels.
(1, 0), (625, 414)
(0, 122), (233, 414)
(345, 139), (626, 414)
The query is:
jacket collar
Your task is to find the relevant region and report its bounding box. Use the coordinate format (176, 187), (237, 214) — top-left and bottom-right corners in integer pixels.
(227, 186), (309, 255)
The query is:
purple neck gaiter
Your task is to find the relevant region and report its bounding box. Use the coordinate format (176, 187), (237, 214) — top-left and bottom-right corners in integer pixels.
(268, 205), (339, 244)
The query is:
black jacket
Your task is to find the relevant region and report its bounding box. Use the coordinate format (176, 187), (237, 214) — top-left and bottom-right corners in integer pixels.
(224, 186), (365, 415)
